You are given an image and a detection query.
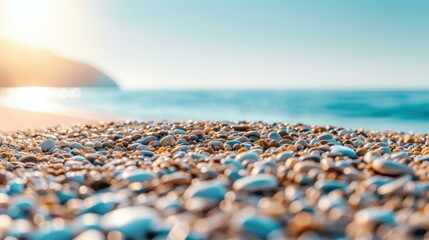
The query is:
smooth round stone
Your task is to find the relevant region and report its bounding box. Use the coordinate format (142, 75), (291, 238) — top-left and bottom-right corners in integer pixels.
(39, 139), (56, 151)
(128, 143), (142, 150)
(223, 159), (244, 170)
(100, 206), (158, 238)
(414, 155), (429, 162)
(7, 178), (25, 195)
(378, 146), (391, 154)
(329, 145), (356, 158)
(139, 136), (157, 145)
(241, 215), (281, 238)
(72, 156), (85, 162)
(18, 155), (38, 163)
(57, 191), (76, 204)
(233, 174), (278, 192)
(74, 230), (105, 240)
(248, 136), (259, 142)
(34, 225), (74, 240)
(315, 180), (349, 193)
(174, 145), (190, 152)
(13, 196), (35, 210)
(80, 194), (118, 215)
(268, 132), (282, 141)
(176, 138), (188, 145)
(391, 151), (409, 160)
(160, 135), (176, 147)
(66, 171), (85, 184)
(364, 176), (394, 188)
(139, 150), (154, 157)
(235, 151), (260, 162)
(209, 140), (223, 149)
(354, 207), (396, 225)
(377, 175), (411, 195)
(65, 160), (83, 168)
(295, 139), (308, 147)
(136, 145), (150, 151)
(85, 142), (95, 148)
(225, 140), (241, 147)
(71, 142), (84, 149)
(7, 219), (32, 239)
(122, 170), (155, 183)
(184, 180), (226, 201)
(299, 154), (321, 162)
(372, 159), (414, 176)
(317, 133), (333, 140)
(339, 129), (354, 136)
(293, 161), (321, 173)
(364, 151), (382, 163)
(318, 195), (346, 211)
(309, 139), (319, 146)
(189, 153), (208, 159)
(276, 151), (293, 162)
(161, 172), (191, 185)
(174, 129), (187, 135)
(243, 131), (260, 138)
(231, 125), (248, 131)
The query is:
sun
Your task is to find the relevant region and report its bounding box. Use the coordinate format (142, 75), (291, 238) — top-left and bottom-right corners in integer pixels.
(7, 0), (50, 27)
(3, 0), (50, 46)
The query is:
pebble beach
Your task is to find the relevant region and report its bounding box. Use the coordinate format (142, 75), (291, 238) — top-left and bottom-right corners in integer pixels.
(1, 120), (429, 239)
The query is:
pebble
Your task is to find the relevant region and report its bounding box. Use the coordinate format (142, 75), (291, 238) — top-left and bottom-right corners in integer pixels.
(354, 207), (396, 225)
(139, 136), (157, 145)
(100, 206), (158, 237)
(268, 132), (282, 141)
(315, 180), (349, 193)
(39, 139), (56, 151)
(71, 142), (84, 149)
(18, 155), (38, 163)
(160, 135), (176, 147)
(235, 151), (259, 162)
(363, 151), (382, 163)
(233, 174), (278, 192)
(0, 120), (428, 239)
(377, 175), (411, 195)
(121, 170), (155, 183)
(329, 145), (356, 158)
(372, 159), (414, 176)
(139, 150), (155, 157)
(184, 180), (226, 201)
(74, 230), (106, 240)
(241, 215), (281, 238)
(276, 151), (293, 162)
(317, 133), (333, 140)
(414, 155), (429, 162)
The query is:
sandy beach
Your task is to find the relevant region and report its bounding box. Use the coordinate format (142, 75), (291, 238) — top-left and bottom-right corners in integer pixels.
(0, 105), (111, 131)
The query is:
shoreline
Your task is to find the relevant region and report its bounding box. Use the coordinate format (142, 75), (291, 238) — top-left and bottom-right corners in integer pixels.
(0, 104), (114, 131)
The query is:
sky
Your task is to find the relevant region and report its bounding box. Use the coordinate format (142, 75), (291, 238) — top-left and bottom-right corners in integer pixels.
(0, 0), (428, 89)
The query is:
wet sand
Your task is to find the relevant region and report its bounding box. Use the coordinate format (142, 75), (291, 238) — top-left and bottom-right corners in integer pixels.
(0, 105), (111, 131)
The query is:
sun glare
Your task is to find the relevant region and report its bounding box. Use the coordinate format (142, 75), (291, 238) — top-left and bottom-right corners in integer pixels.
(0, 87), (81, 113)
(4, 0), (50, 46)
(7, 0), (49, 27)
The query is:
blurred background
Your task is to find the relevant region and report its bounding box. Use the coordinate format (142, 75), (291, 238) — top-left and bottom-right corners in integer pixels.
(0, 0), (428, 131)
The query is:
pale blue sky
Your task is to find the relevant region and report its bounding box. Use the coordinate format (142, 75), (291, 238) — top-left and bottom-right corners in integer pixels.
(0, 0), (428, 89)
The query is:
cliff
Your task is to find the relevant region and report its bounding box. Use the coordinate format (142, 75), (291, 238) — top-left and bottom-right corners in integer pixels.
(0, 38), (117, 87)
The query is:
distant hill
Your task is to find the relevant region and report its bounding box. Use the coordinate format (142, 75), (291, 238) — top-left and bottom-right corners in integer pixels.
(0, 38), (118, 88)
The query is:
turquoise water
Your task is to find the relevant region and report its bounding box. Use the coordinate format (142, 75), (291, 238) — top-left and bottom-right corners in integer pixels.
(62, 88), (429, 133)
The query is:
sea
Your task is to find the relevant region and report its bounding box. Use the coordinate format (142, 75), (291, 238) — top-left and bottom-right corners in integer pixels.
(1, 87), (429, 133)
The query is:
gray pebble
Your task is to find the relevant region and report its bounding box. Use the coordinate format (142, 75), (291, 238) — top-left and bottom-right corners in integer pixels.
(39, 139), (56, 151)
(233, 174), (278, 192)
